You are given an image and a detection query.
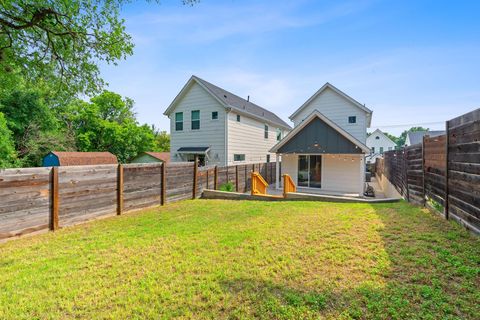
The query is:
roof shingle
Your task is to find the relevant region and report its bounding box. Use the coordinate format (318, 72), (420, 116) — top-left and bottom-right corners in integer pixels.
(51, 152), (118, 166)
(193, 76), (291, 130)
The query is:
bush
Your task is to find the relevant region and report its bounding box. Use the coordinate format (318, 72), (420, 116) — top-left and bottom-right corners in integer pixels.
(219, 182), (235, 192)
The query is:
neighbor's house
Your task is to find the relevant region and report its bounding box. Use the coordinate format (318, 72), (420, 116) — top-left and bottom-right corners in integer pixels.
(164, 76), (291, 166)
(43, 151), (118, 166)
(270, 83), (372, 195)
(130, 152), (170, 164)
(405, 130), (445, 146)
(366, 129), (397, 164)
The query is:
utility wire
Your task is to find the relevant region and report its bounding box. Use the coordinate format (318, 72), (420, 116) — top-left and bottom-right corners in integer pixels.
(371, 121), (445, 128)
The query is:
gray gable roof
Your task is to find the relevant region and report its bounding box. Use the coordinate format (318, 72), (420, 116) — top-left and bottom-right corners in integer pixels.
(407, 130), (445, 145)
(193, 76), (291, 130)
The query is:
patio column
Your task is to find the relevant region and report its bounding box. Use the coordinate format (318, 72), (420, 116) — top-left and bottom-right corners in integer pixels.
(275, 154), (280, 190)
(359, 155), (365, 195)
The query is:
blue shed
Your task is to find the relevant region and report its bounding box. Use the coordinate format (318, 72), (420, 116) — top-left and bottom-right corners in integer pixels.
(43, 151), (118, 167)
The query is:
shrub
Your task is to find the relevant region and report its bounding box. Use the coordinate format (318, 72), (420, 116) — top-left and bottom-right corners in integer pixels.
(219, 182), (235, 192)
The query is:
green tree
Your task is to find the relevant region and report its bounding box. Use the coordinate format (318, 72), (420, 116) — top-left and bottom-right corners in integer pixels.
(0, 0), (198, 96)
(0, 111), (18, 168)
(151, 126), (170, 151)
(67, 91), (157, 163)
(0, 89), (76, 166)
(397, 127), (429, 147)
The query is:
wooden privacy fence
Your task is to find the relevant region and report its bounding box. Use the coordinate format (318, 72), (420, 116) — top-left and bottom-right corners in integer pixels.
(376, 108), (480, 234)
(0, 161), (278, 240)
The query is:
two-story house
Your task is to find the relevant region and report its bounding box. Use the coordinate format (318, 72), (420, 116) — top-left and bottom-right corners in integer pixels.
(270, 83), (373, 195)
(366, 129), (397, 164)
(164, 76), (291, 166)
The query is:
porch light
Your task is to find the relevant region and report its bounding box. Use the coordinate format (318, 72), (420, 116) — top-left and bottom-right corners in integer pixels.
(313, 143), (319, 147)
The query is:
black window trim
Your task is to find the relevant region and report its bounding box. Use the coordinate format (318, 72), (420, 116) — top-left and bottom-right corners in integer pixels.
(191, 110), (200, 130)
(175, 112), (183, 131)
(234, 154), (245, 161)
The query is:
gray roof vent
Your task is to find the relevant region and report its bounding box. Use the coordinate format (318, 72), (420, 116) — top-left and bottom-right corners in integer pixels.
(223, 94), (227, 98)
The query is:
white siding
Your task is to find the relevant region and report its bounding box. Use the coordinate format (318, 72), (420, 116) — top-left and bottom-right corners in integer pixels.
(227, 111), (284, 164)
(281, 154), (298, 187)
(280, 154), (363, 194)
(291, 87), (368, 143)
(169, 82), (226, 165)
(322, 155), (363, 193)
(366, 129), (396, 153)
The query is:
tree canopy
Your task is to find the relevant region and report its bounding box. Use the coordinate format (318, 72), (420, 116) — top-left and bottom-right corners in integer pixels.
(0, 0), (198, 96)
(397, 126), (428, 147)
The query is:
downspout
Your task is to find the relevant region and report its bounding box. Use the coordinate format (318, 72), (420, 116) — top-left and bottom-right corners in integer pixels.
(225, 107), (231, 166)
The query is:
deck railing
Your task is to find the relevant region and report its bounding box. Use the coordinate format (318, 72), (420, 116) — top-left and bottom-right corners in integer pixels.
(283, 174), (296, 196)
(251, 172), (268, 195)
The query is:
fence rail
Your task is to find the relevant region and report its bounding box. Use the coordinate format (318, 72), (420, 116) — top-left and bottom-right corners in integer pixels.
(0, 161), (279, 240)
(376, 108), (480, 234)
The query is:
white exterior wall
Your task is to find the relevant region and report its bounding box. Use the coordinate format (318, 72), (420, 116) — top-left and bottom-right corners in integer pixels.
(280, 154), (364, 194)
(290, 87), (367, 143)
(366, 130), (396, 153)
(169, 83), (227, 165)
(227, 111), (284, 164)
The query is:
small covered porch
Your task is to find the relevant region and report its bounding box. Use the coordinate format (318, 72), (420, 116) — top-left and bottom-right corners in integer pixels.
(270, 111), (370, 197)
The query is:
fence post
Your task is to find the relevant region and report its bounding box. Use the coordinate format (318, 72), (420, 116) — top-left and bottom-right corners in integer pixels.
(404, 149), (410, 202)
(117, 164), (123, 215)
(422, 136), (426, 206)
(244, 165), (247, 192)
(161, 163), (166, 206)
(445, 120), (450, 220)
(235, 165), (239, 191)
(206, 169), (209, 189)
(193, 155), (198, 199)
(51, 166), (59, 231)
(214, 165), (218, 190)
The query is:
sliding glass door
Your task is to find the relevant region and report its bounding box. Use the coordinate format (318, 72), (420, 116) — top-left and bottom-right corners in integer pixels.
(298, 155), (322, 188)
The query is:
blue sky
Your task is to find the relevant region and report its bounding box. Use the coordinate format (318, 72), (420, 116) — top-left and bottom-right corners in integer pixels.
(101, 0), (480, 135)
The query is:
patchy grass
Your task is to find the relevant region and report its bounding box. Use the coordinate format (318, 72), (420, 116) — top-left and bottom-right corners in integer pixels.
(0, 200), (479, 319)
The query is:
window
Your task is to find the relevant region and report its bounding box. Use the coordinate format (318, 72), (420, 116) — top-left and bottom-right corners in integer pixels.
(388, 147), (392, 151)
(266, 154), (270, 163)
(371, 147), (375, 153)
(264, 124), (269, 139)
(234, 154), (245, 161)
(191, 110), (200, 130)
(175, 112), (183, 131)
(380, 147), (384, 153)
(212, 111), (218, 120)
(348, 116), (356, 124)
(375, 136), (380, 140)
(276, 128), (282, 141)
(298, 155), (322, 188)
(236, 114), (241, 122)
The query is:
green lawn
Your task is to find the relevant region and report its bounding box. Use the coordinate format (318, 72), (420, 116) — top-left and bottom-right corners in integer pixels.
(0, 200), (479, 319)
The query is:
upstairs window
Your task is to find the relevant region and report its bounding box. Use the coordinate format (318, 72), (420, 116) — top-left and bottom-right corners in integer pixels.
(380, 147), (384, 153)
(388, 147), (392, 151)
(371, 147), (375, 153)
(264, 124), (269, 139)
(237, 114), (241, 122)
(375, 136), (380, 140)
(348, 116), (357, 124)
(266, 154), (271, 163)
(175, 112), (183, 131)
(191, 110), (200, 130)
(212, 111), (218, 120)
(276, 128), (282, 141)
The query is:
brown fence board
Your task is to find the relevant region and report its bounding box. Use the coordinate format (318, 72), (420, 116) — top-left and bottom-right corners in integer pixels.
(0, 167), (52, 239)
